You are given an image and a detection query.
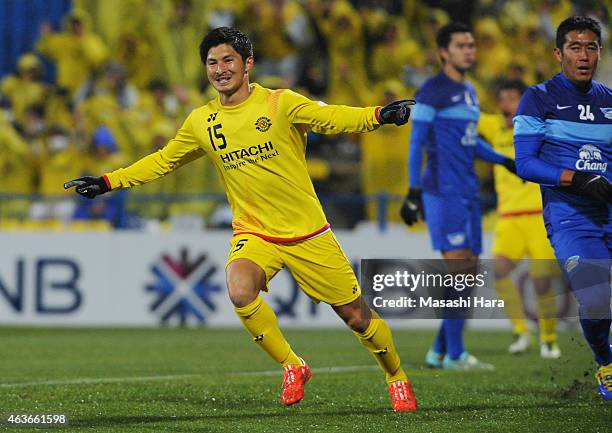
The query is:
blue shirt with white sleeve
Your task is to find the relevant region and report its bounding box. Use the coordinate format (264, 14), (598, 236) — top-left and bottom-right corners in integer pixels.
(513, 73), (612, 229)
(409, 71), (505, 197)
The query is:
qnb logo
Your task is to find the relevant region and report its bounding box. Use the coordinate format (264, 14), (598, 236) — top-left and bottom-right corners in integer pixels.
(147, 248), (222, 325)
(575, 144), (607, 172)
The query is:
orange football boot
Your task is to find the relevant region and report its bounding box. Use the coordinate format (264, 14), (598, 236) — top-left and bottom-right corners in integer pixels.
(281, 358), (312, 406)
(388, 379), (418, 412)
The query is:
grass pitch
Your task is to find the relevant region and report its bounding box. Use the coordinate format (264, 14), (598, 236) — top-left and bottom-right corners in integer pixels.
(1, 327), (610, 433)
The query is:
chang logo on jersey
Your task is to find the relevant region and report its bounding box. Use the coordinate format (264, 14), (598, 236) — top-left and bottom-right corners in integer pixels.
(461, 122), (478, 146)
(147, 248), (222, 325)
(255, 116), (272, 132)
(575, 144), (607, 172)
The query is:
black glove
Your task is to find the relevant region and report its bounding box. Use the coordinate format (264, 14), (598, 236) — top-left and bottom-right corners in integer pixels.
(378, 99), (416, 126)
(400, 189), (424, 226)
(567, 171), (612, 204)
(64, 176), (110, 199)
(502, 158), (517, 174)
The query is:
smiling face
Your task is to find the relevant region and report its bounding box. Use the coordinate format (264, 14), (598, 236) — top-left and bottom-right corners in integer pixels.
(554, 29), (600, 87)
(206, 43), (253, 99)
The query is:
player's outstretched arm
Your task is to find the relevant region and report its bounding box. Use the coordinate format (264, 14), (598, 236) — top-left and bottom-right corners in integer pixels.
(283, 89), (414, 133)
(375, 100), (416, 126)
(64, 176), (111, 199)
(64, 113), (204, 199)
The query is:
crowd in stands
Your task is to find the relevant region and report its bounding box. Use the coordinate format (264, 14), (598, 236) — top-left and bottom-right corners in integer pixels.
(0, 0), (609, 230)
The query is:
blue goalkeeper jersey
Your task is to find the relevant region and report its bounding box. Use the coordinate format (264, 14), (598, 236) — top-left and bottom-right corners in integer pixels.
(513, 73), (612, 228)
(409, 71), (494, 197)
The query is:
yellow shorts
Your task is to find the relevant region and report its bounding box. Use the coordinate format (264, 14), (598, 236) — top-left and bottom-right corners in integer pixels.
(226, 231), (360, 306)
(492, 214), (557, 277)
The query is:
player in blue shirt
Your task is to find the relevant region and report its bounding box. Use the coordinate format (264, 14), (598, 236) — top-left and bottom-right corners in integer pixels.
(401, 23), (516, 370)
(513, 16), (612, 400)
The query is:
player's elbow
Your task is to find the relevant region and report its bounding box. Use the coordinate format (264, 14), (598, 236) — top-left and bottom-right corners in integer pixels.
(514, 155), (533, 182)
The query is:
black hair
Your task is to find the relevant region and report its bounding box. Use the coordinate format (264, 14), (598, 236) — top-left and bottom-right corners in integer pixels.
(436, 22), (472, 49)
(496, 79), (527, 97)
(199, 27), (253, 64)
(556, 16), (602, 49)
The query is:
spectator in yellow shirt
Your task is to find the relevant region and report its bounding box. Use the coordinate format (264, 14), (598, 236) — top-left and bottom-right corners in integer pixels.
(361, 80), (412, 223)
(0, 118), (36, 218)
(473, 17), (512, 86)
(37, 9), (108, 95)
(31, 125), (87, 221)
(370, 19), (424, 83)
(153, 0), (202, 91)
(246, 0), (312, 86)
(0, 53), (47, 127)
(310, 0), (368, 106)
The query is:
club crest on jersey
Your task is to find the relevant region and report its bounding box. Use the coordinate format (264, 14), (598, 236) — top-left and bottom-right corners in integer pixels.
(255, 116), (272, 132)
(600, 108), (612, 119)
(575, 144), (607, 172)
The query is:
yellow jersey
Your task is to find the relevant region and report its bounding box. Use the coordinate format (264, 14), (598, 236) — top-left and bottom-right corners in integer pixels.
(478, 113), (543, 216)
(105, 83), (381, 241)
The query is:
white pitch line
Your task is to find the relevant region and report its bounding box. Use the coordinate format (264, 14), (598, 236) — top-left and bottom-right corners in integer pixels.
(0, 365), (379, 388)
(0, 374), (201, 388)
(235, 365), (380, 377)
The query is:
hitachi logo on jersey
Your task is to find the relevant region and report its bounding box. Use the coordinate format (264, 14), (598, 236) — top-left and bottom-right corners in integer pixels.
(575, 144), (607, 172)
(220, 141), (274, 163)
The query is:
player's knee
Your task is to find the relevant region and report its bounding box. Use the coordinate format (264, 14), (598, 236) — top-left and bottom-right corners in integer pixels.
(493, 268), (509, 280)
(579, 298), (611, 320)
(443, 249), (475, 273)
(493, 256), (514, 280)
(576, 284), (611, 319)
(226, 259), (265, 308)
(346, 315), (370, 333)
(532, 277), (552, 296)
(338, 309), (370, 333)
(226, 273), (260, 308)
(333, 298), (371, 333)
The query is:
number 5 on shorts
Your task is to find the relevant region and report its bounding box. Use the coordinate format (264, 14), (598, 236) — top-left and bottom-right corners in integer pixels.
(233, 239), (249, 252)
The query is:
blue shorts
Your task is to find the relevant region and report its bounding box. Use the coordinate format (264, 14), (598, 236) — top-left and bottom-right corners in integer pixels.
(422, 192), (482, 255)
(548, 218), (611, 319)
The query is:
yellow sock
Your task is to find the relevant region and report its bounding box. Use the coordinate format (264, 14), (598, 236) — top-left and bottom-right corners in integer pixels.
(354, 310), (407, 384)
(536, 291), (558, 343)
(234, 296), (301, 367)
(496, 276), (529, 335)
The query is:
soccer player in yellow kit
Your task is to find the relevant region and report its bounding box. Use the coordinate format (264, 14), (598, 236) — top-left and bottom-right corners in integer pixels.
(65, 27), (417, 412)
(479, 80), (560, 359)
